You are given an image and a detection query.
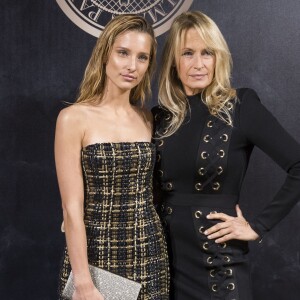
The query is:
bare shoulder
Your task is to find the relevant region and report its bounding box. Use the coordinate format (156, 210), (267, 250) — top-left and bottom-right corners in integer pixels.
(56, 104), (88, 129)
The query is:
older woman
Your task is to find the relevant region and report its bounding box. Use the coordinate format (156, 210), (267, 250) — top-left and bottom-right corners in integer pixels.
(152, 11), (300, 300)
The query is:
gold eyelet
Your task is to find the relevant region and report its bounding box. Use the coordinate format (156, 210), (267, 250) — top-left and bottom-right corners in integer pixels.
(199, 226), (205, 234)
(158, 140), (164, 147)
(158, 170), (163, 177)
(166, 207), (173, 215)
(217, 166), (223, 175)
(226, 102), (233, 111)
(165, 114), (171, 121)
(195, 183), (203, 191)
(224, 256), (231, 263)
(203, 135), (211, 143)
(218, 149), (225, 158)
(166, 182), (173, 191)
(201, 151), (209, 159)
(212, 182), (220, 191)
(198, 167), (206, 176)
(207, 256), (213, 264)
(211, 284), (218, 292)
(227, 283), (235, 290)
(220, 242), (227, 248)
(194, 210), (202, 218)
(226, 268), (233, 276)
(209, 269), (216, 278)
(221, 133), (229, 142)
(203, 242), (209, 250)
(156, 154), (161, 162)
(207, 120), (213, 127)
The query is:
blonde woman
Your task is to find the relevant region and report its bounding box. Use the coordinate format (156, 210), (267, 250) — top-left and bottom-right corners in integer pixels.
(152, 11), (300, 300)
(55, 15), (169, 300)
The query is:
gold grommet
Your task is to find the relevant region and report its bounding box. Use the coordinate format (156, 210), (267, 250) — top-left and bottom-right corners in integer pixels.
(224, 256), (231, 263)
(226, 268), (233, 276)
(203, 242), (209, 250)
(218, 149), (225, 158)
(198, 167), (206, 176)
(207, 256), (213, 264)
(199, 226), (205, 234)
(156, 154), (161, 162)
(158, 140), (164, 147)
(165, 114), (171, 121)
(217, 166), (223, 175)
(220, 242), (227, 248)
(209, 269), (216, 278)
(226, 102), (233, 110)
(166, 182), (173, 191)
(212, 284), (218, 292)
(194, 210), (202, 218)
(158, 170), (163, 177)
(195, 183), (203, 191)
(221, 133), (229, 142)
(203, 134), (211, 143)
(201, 151), (209, 159)
(227, 283), (235, 290)
(166, 207), (172, 215)
(212, 182), (220, 191)
(207, 120), (213, 127)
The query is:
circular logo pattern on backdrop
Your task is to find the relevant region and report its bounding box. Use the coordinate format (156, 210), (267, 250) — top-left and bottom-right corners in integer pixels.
(56, 0), (193, 37)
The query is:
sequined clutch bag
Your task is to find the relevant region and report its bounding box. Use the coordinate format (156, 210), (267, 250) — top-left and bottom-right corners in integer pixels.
(62, 264), (141, 299)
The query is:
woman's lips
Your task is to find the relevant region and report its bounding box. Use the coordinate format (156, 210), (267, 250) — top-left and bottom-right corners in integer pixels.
(190, 74), (207, 79)
(122, 74), (136, 81)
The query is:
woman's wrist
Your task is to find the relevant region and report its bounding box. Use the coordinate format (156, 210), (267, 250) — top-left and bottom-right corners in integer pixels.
(73, 273), (94, 289)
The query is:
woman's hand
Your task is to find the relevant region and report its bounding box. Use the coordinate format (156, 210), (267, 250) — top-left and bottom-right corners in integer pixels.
(72, 285), (104, 300)
(204, 205), (259, 243)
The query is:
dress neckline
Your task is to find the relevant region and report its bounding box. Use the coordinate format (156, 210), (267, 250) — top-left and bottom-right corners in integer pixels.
(82, 141), (155, 151)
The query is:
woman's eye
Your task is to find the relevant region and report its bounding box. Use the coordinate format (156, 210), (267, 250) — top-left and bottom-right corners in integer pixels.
(139, 55), (149, 62)
(182, 51), (193, 57)
(118, 50), (128, 56)
(203, 49), (214, 56)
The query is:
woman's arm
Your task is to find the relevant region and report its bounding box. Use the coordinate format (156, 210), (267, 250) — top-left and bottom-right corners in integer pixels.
(205, 89), (300, 242)
(55, 107), (103, 300)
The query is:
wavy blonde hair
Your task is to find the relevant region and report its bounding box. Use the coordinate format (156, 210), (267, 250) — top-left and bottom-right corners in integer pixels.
(75, 15), (157, 106)
(159, 11), (236, 137)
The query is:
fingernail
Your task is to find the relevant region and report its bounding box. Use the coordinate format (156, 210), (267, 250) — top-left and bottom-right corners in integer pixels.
(206, 215), (211, 219)
(207, 235), (212, 239)
(204, 231), (208, 235)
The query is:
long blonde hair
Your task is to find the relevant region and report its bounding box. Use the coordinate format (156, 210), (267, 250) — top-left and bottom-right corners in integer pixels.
(75, 15), (157, 106)
(159, 11), (236, 137)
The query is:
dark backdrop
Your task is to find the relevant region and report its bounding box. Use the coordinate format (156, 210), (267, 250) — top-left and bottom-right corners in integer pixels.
(0, 1), (299, 299)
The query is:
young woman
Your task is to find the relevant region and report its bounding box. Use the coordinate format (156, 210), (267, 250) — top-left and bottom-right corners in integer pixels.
(152, 11), (300, 300)
(55, 15), (169, 300)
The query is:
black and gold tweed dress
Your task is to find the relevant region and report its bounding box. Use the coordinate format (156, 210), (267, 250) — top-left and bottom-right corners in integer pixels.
(58, 142), (169, 299)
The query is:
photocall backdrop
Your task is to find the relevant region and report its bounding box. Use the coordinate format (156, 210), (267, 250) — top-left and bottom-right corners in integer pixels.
(0, 1), (299, 299)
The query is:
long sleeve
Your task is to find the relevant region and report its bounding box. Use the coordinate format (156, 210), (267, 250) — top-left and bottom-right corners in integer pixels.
(237, 88), (300, 237)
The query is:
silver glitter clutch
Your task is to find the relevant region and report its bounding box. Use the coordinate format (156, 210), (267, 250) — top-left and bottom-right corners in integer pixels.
(62, 264), (141, 299)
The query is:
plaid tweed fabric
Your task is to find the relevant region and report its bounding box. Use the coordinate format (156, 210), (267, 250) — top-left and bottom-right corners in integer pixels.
(59, 142), (169, 299)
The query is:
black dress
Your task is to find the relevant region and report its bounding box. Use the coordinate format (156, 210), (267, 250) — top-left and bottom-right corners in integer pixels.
(58, 142), (169, 299)
(152, 88), (300, 300)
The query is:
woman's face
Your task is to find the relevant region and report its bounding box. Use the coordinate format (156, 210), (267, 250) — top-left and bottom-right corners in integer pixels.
(105, 30), (152, 93)
(177, 28), (216, 96)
